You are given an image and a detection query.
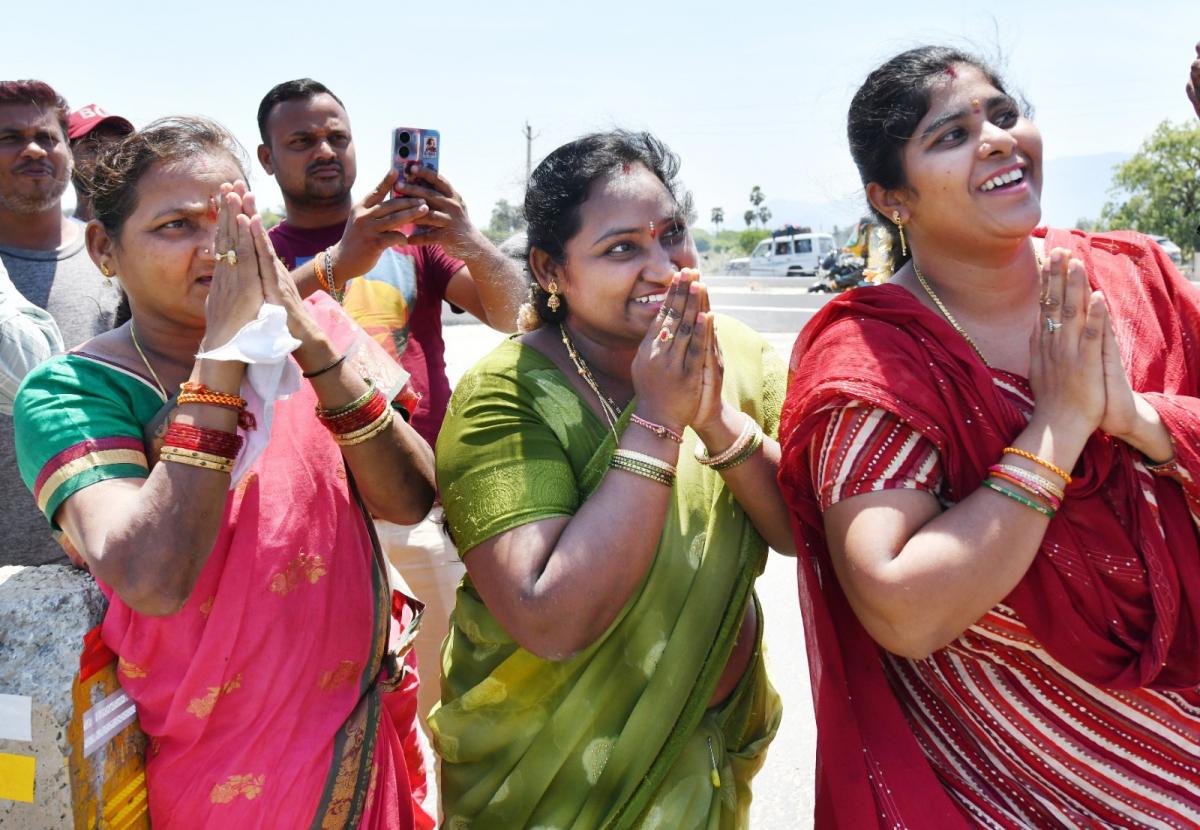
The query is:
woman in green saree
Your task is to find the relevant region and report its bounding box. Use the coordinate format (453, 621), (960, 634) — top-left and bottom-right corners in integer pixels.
(431, 131), (792, 828)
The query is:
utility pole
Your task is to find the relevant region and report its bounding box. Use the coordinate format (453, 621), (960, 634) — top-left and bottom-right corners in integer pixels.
(522, 120), (539, 184)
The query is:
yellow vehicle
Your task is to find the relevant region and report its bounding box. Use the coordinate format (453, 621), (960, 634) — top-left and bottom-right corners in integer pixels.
(841, 216), (890, 282)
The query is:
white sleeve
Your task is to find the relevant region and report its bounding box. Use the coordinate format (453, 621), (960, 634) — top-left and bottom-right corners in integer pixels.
(0, 261), (64, 415)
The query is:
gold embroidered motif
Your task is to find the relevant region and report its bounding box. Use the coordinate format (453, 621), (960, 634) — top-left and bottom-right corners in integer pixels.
(199, 596), (215, 617)
(268, 551), (328, 596)
(187, 674), (242, 719)
(118, 657), (147, 678)
(319, 661), (360, 692)
(320, 716), (367, 829)
(209, 773), (264, 804)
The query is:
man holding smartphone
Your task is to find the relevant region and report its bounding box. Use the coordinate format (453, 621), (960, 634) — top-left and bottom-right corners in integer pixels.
(255, 78), (523, 746)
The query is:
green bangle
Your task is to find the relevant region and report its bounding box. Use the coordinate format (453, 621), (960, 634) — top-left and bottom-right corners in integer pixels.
(981, 478), (1055, 518)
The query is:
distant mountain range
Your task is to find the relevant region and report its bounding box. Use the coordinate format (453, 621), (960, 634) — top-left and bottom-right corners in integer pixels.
(762, 152), (1131, 233)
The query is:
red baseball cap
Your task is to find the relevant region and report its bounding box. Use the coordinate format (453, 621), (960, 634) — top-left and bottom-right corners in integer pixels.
(67, 104), (134, 141)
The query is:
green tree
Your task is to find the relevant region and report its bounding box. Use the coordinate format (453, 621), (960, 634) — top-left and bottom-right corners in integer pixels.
(260, 206), (285, 230)
(757, 206), (772, 229)
(1099, 120), (1200, 258)
(749, 185), (765, 209)
(711, 206), (724, 236)
(485, 198), (527, 244)
(737, 228), (770, 254)
(743, 209), (755, 228)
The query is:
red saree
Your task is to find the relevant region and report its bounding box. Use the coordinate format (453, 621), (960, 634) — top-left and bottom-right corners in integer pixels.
(778, 229), (1200, 827)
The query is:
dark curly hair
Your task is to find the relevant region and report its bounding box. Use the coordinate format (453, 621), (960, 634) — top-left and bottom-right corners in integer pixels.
(847, 46), (1021, 273)
(521, 130), (694, 327)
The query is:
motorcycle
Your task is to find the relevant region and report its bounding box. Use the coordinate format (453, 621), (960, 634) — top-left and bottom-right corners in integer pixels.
(808, 252), (871, 293)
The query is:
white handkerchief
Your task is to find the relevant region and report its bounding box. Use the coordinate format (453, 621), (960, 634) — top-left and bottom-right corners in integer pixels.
(196, 304), (302, 484)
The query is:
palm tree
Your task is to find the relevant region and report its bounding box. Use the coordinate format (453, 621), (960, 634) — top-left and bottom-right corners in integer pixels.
(743, 209), (755, 228)
(757, 206), (772, 229)
(749, 185), (765, 208)
(711, 206), (724, 237)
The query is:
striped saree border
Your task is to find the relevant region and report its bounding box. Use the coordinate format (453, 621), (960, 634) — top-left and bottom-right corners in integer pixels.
(34, 437), (148, 515)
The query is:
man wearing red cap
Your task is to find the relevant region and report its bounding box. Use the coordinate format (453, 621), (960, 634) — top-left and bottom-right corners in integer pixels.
(67, 103), (133, 221)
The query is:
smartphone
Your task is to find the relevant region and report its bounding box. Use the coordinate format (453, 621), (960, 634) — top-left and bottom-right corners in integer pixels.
(391, 127), (440, 194)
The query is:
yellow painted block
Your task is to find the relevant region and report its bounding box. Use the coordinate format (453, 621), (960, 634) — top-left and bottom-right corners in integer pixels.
(0, 752), (36, 802)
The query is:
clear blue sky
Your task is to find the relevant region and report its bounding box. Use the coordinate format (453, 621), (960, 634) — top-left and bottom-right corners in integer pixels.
(4, 1), (1197, 232)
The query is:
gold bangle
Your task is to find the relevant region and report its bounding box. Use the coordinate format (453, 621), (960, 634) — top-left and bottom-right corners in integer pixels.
(334, 407), (395, 446)
(712, 426), (763, 472)
(334, 407), (394, 443)
(695, 413), (755, 466)
(611, 448), (677, 476)
(160, 451), (233, 474)
(1001, 447), (1072, 485)
(160, 446), (236, 466)
(609, 455), (674, 486)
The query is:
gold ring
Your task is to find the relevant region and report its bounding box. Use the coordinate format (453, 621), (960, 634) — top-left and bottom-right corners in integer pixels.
(215, 250), (237, 266)
(658, 327), (675, 342)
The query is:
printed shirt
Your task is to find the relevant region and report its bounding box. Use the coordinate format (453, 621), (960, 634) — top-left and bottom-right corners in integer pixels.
(269, 220), (464, 445)
(812, 369), (1200, 828)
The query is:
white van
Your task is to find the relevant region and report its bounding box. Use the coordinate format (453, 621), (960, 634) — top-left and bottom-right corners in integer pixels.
(747, 232), (835, 276)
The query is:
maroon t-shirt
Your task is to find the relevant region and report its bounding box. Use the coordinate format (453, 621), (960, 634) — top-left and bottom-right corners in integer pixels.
(269, 221), (464, 445)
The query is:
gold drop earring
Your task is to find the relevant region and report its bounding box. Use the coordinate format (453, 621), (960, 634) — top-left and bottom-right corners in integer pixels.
(546, 281), (561, 312)
(891, 211), (908, 257)
(99, 263), (114, 287)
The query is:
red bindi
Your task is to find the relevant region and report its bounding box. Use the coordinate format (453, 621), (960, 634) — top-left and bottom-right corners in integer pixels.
(944, 65), (957, 79)
(207, 196), (219, 221)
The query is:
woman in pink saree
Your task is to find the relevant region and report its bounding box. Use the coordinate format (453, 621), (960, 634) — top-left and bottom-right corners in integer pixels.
(13, 118), (437, 828)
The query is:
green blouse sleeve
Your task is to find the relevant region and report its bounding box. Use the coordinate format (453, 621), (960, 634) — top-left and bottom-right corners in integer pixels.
(436, 352), (583, 554)
(14, 356), (155, 528)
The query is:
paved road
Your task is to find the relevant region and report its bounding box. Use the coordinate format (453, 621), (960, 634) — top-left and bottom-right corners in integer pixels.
(442, 280), (820, 828)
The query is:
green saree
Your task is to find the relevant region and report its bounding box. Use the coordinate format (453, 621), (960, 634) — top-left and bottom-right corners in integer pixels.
(432, 315), (783, 829)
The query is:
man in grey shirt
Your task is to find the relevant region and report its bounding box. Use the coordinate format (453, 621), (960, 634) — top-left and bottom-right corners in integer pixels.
(0, 80), (120, 566)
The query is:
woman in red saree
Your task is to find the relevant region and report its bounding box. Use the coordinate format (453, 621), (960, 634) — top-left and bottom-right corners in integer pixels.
(13, 119), (436, 828)
(778, 47), (1200, 828)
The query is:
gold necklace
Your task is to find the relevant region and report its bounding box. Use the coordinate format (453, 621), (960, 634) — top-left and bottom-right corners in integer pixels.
(559, 324), (622, 436)
(912, 250), (1046, 369)
(911, 260), (990, 366)
(129, 321), (169, 400)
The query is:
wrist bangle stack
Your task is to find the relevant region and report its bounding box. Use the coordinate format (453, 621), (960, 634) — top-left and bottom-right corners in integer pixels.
(981, 478), (1056, 519)
(160, 423), (242, 475)
(695, 414), (764, 472)
(316, 382), (395, 446)
(630, 414), (684, 444)
(610, 448), (676, 487)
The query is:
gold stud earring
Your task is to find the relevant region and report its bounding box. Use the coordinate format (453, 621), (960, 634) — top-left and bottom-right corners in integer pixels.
(99, 263), (114, 287)
(546, 281), (561, 312)
(891, 211), (908, 257)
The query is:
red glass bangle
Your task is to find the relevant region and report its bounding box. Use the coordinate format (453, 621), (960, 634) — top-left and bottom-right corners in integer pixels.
(318, 390), (388, 435)
(163, 422), (243, 460)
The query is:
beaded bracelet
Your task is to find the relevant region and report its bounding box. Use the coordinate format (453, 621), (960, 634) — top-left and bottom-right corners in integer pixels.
(712, 425), (764, 472)
(334, 406), (395, 447)
(610, 452), (675, 487)
(630, 414), (684, 444)
(981, 478), (1055, 518)
(991, 463), (1065, 501)
(1001, 447), (1072, 485)
(695, 414), (755, 467)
